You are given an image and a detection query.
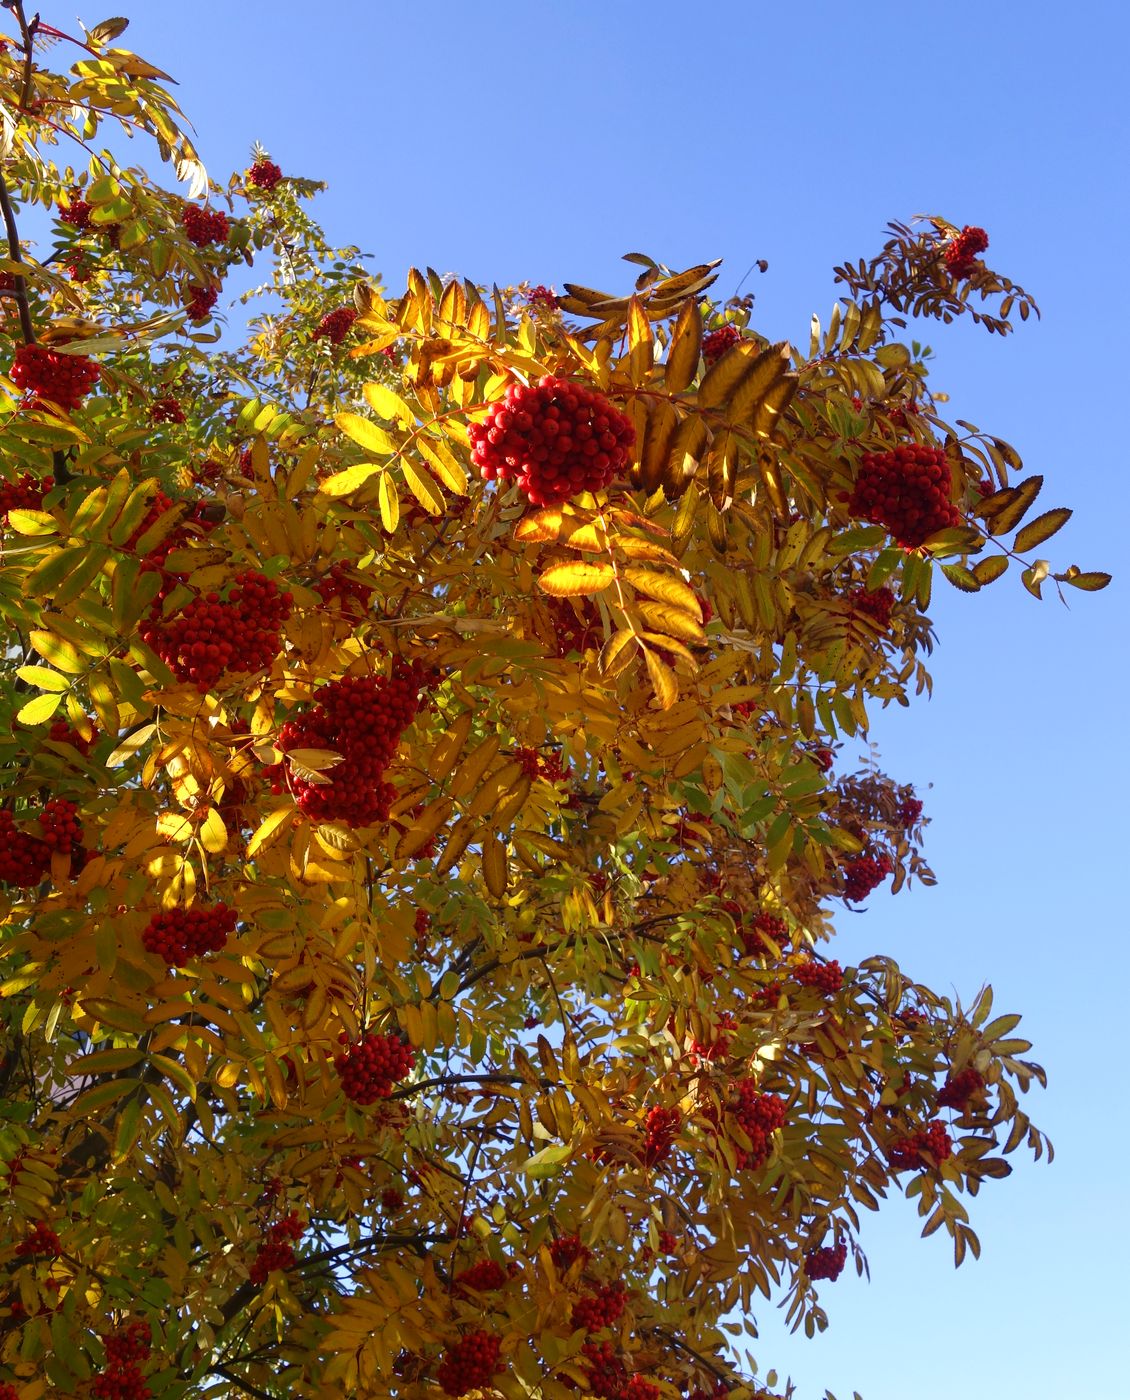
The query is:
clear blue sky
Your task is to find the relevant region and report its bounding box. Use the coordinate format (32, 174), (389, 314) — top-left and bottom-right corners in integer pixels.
(122, 3), (1129, 1396)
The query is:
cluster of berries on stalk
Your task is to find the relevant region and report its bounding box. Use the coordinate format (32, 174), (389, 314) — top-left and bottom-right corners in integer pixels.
(268, 661), (427, 827)
(850, 585), (896, 628)
(470, 374), (634, 506)
(36, 798), (83, 855)
(47, 720), (96, 756)
(10, 343), (99, 411)
(15, 1220), (60, 1258)
(548, 595), (601, 656)
(313, 306), (358, 344)
(436, 1331), (502, 1396)
(314, 560), (374, 617)
(549, 1233), (591, 1273)
(579, 1344), (659, 1400)
(842, 853), (893, 902)
(514, 746), (572, 783)
(702, 324), (742, 364)
(728, 1083), (787, 1171)
(93, 1320), (153, 1400)
(725, 903), (788, 959)
(943, 225), (989, 279)
(58, 194), (94, 231)
(249, 1212), (303, 1286)
(149, 395), (185, 424)
(140, 570), (292, 693)
(247, 158), (282, 191)
(184, 283), (218, 321)
(896, 795), (924, 829)
(453, 1258), (510, 1294)
(572, 1280), (627, 1333)
(847, 444), (963, 549)
(141, 903), (237, 967)
(525, 284), (558, 310)
(334, 1029), (415, 1105)
(805, 1240), (847, 1281)
(0, 471), (45, 523)
(937, 1066), (985, 1110)
(888, 1120), (952, 1170)
(181, 204), (230, 246)
(0, 810), (51, 887)
(791, 959), (843, 996)
(641, 1106), (680, 1166)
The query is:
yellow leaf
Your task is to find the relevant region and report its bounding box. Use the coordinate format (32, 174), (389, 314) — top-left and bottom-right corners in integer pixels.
(627, 295), (653, 384)
(378, 470), (400, 532)
(622, 566), (701, 616)
(449, 735), (500, 800)
(598, 627), (638, 678)
(416, 436), (468, 494)
(156, 812), (193, 844)
(427, 711), (474, 781)
(6, 508), (57, 535)
(16, 665), (71, 693)
(396, 798), (453, 859)
(16, 692), (63, 726)
(198, 808), (228, 855)
(29, 629), (85, 674)
(537, 560), (615, 597)
(513, 507), (564, 544)
(482, 836), (508, 898)
(636, 600), (705, 643)
(319, 462), (383, 497)
(664, 298), (703, 393)
(285, 747), (344, 772)
(247, 806), (294, 858)
(335, 411), (396, 456)
(362, 382), (415, 426)
(106, 722), (156, 768)
(643, 647), (678, 709)
(401, 456), (445, 515)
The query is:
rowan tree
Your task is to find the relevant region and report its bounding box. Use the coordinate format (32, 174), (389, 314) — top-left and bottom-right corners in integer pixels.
(0, 8), (1110, 1400)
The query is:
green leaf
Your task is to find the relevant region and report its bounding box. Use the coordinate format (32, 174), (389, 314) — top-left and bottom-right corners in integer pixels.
(940, 563), (981, 593)
(5, 508), (57, 536)
(1013, 507), (1072, 553)
(972, 555), (1009, 585)
(827, 525), (887, 555)
(520, 1143), (572, 1180)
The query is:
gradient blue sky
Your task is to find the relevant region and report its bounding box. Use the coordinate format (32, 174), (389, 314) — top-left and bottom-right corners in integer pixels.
(112, 3), (1130, 1395)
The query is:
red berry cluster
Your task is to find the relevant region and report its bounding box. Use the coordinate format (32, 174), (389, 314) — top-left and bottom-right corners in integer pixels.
(549, 1233), (591, 1273)
(381, 1187), (404, 1212)
(150, 396), (185, 425)
(943, 225), (989, 279)
(93, 1320), (152, 1400)
(436, 1330), (502, 1397)
(182, 204), (230, 246)
(36, 798), (83, 854)
(729, 1083), (787, 1171)
(896, 795), (923, 829)
(791, 959), (843, 996)
(10, 343), (99, 411)
(0, 1384), (19, 1400)
(0, 810), (50, 887)
(621, 1379), (659, 1400)
(314, 560), (374, 617)
(334, 1030), (415, 1105)
(15, 1220), (60, 1258)
(453, 1258), (509, 1293)
(313, 307), (358, 344)
(249, 1212), (303, 1286)
(847, 444), (963, 550)
(59, 195), (93, 231)
(66, 255), (96, 283)
(247, 159), (282, 191)
(642, 1106), (680, 1166)
(549, 595), (601, 656)
(269, 663), (426, 827)
(581, 1341), (625, 1398)
(888, 1120), (952, 1170)
(691, 1012), (736, 1063)
(702, 324), (741, 365)
(850, 585), (895, 628)
(572, 1281), (627, 1333)
(525, 284), (558, 310)
(805, 1241), (847, 1281)
(727, 904), (787, 959)
(514, 746), (572, 782)
(469, 374), (635, 507)
(937, 1067), (984, 1110)
(842, 853), (892, 902)
(0, 471), (45, 523)
(141, 570), (292, 693)
(184, 283), (218, 321)
(141, 903), (237, 967)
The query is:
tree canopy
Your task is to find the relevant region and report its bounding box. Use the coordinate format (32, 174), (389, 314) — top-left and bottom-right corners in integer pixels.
(0, 8), (1109, 1400)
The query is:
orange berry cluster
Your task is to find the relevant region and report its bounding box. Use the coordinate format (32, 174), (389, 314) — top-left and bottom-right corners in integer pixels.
(888, 1120), (952, 1170)
(10, 343), (99, 411)
(36, 798), (83, 855)
(847, 444), (963, 550)
(850, 585), (895, 628)
(572, 1280), (627, 1333)
(805, 1240), (847, 1281)
(0, 810), (50, 886)
(0, 471), (45, 523)
(642, 1106), (680, 1166)
(181, 204), (230, 246)
(937, 1067), (984, 1110)
(141, 570), (292, 693)
(453, 1257), (509, 1293)
(249, 1212), (303, 1286)
(436, 1330), (502, 1397)
(791, 959), (843, 996)
(15, 1220), (60, 1257)
(702, 324), (741, 365)
(184, 283), (218, 321)
(93, 1320), (152, 1400)
(314, 560), (374, 617)
(270, 663), (426, 827)
(943, 225), (989, 279)
(842, 853), (892, 902)
(549, 1232), (591, 1272)
(313, 307), (358, 343)
(725, 902), (787, 959)
(140, 903), (237, 967)
(470, 374), (635, 506)
(334, 1030), (415, 1105)
(247, 159), (282, 191)
(729, 1083), (787, 1171)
